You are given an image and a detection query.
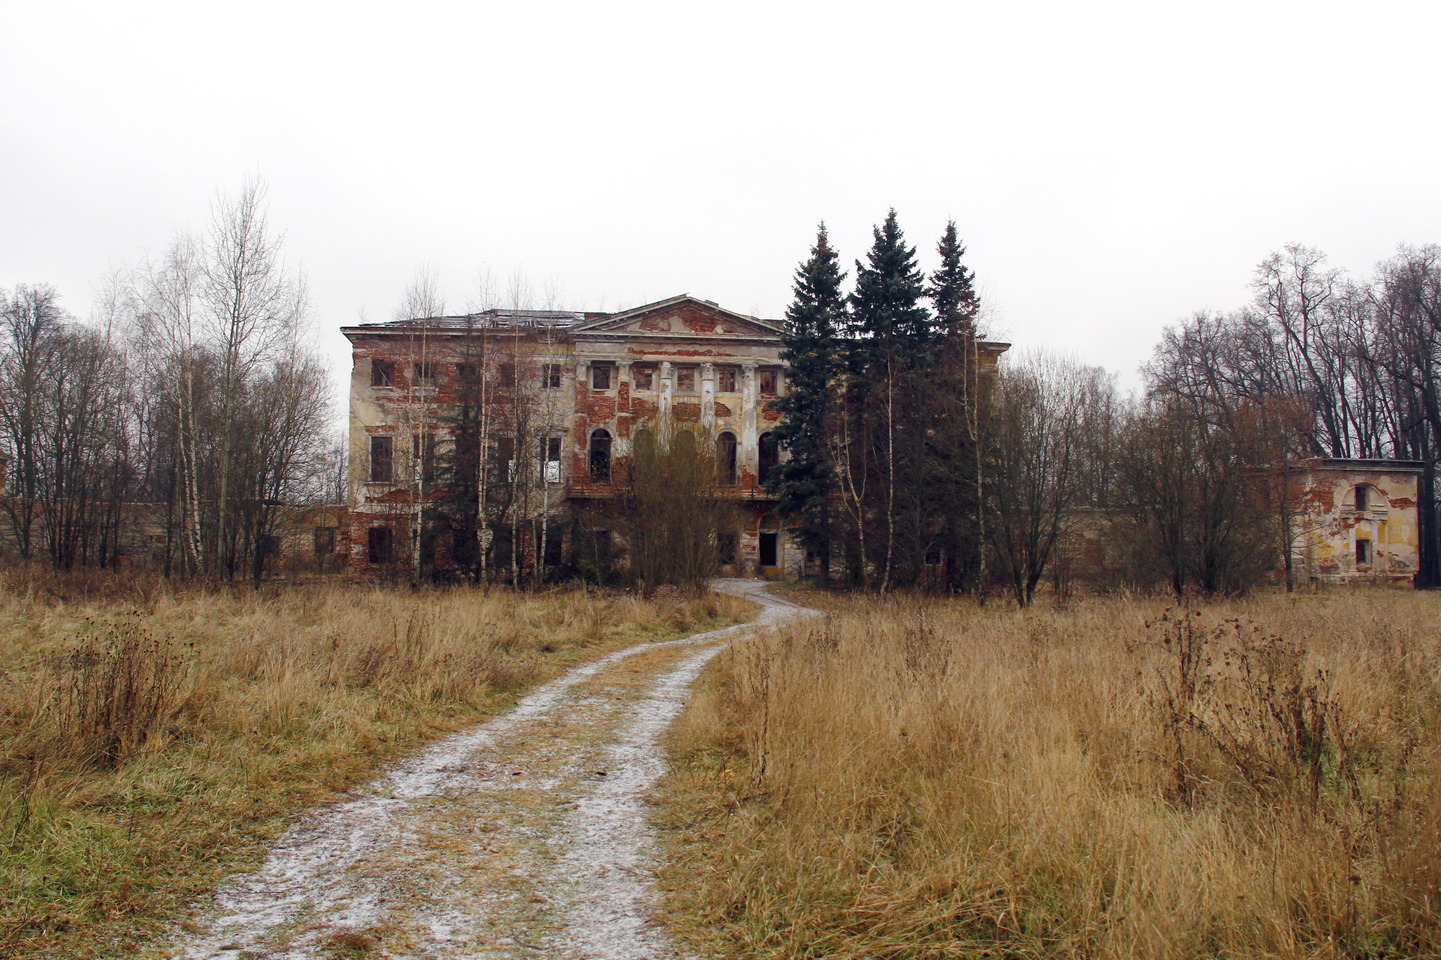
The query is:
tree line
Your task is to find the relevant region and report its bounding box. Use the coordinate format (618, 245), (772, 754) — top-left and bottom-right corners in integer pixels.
(769, 217), (1441, 603)
(0, 179), (336, 581)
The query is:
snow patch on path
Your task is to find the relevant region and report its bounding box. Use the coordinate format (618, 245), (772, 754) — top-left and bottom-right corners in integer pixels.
(169, 580), (815, 960)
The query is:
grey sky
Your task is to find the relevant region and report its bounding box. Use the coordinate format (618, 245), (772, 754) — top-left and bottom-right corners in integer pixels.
(4, 0), (1438, 406)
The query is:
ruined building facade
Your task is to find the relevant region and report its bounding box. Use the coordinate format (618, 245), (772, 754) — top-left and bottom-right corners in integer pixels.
(341, 295), (803, 578)
(1287, 459), (1423, 584)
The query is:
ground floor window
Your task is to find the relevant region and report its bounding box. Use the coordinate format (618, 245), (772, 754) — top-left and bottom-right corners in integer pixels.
(368, 526), (393, 565)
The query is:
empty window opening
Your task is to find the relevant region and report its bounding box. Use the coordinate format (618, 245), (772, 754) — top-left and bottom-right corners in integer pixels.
(589, 429), (612, 483)
(498, 363), (516, 390)
(1355, 484), (1371, 511)
(591, 364), (612, 390)
(1356, 537), (1372, 566)
(314, 527), (336, 557)
(676, 365), (697, 393)
(413, 362), (437, 386)
(758, 432), (779, 486)
(456, 362), (477, 381)
(368, 526), (394, 565)
(716, 431), (738, 485)
(717, 531), (737, 565)
(541, 436), (562, 483)
(541, 363), (562, 389)
(494, 436), (517, 481)
(759, 368), (779, 396)
(717, 366), (738, 392)
(371, 359), (395, 387)
(369, 435), (394, 483)
(924, 545), (943, 566)
(634, 365), (655, 390)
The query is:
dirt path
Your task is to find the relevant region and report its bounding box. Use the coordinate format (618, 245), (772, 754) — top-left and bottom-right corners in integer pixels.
(164, 579), (815, 960)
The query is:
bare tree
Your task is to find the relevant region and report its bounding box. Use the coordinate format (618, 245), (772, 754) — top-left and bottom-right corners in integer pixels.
(987, 352), (1097, 606)
(0, 285), (65, 560)
(203, 177), (308, 578)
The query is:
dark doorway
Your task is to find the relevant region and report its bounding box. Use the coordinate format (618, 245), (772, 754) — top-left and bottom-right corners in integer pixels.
(759, 532), (778, 567)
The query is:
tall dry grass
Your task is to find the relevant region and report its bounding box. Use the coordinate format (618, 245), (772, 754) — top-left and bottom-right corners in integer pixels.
(0, 568), (748, 959)
(661, 591), (1441, 959)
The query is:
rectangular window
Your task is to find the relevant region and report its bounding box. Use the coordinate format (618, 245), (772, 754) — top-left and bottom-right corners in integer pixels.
(717, 366), (738, 392)
(314, 527), (335, 557)
(495, 436), (516, 480)
(369, 435), (393, 483)
(634, 365), (655, 390)
(371, 359), (395, 387)
(1356, 538), (1372, 566)
(677, 365), (697, 393)
(759, 368), (779, 396)
(541, 363), (562, 389)
(498, 363), (516, 390)
(541, 436), (562, 483)
(456, 362), (477, 381)
(413, 362), (437, 385)
(591, 364), (612, 390)
(717, 531), (737, 564)
(368, 526), (393, 565)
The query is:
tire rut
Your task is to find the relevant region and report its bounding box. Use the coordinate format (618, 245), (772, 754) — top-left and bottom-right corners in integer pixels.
(163, 580), (814, 960)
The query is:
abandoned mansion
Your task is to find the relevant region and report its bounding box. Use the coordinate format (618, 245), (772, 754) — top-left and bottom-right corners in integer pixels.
(340, 294), (920, 578)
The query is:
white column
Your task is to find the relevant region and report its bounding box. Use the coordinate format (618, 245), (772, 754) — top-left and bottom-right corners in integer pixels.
(700, 361), (716, 431)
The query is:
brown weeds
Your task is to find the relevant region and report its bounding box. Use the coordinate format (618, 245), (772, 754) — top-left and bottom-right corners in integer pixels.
(660, 591), (1441, 959)
(0, 578), (746, 960)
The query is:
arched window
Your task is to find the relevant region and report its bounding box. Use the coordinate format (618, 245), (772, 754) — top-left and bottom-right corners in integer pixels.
(758, 432), (779, 486)
(716, 431), (738, 485)
(589, 429), (612, 483)
(1355, 484), (1372, 512)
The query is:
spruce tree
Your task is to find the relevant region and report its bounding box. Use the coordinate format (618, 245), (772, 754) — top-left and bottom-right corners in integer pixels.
(929, 221), (979, 338)
(849, 210), (934, 590)
(928, 221), (985, 591)
(770, 224), (846, 581)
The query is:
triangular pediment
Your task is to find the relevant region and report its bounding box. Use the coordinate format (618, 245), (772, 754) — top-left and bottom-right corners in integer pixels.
(575, 295), (782, 339)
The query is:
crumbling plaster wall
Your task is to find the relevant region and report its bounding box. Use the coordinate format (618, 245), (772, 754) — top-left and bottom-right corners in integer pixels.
(1294, 466), (1420, 583)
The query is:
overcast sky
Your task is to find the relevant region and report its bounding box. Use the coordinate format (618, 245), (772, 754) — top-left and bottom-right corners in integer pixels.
(4, 0), (1439, 408)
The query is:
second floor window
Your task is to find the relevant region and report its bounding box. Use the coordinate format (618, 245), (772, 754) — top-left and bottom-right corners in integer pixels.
(634, 365), (655, 390)
(370, 435), (394, 483)
(717, 366), (738, 392)
(592, 364), (612, 390)
(541, 363), (562, 389)
(759, 368), (779, 396)
(590, 429), (612, 483)
(676, 365), (697, 393)
(371, 359), (395, 387)
(541, 436), (562, 482)
(413, 362), (437, 386)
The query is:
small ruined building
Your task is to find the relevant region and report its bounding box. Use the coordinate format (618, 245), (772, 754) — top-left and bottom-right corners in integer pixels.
(342, 295), (804, 578)
(1288, 458), (1423, 584)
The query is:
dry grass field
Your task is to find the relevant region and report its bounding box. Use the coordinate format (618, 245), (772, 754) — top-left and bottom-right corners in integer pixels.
(0, 567), (748, 960)
(660, 589), (1441, 959)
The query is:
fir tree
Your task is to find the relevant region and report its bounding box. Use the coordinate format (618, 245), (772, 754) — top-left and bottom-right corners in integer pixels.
(770, 224), (846, 581)
(928, 221), (986, 591)
(851, 209), (934, 350)
(929, 221), (979, 338)
(849, 210), (934, 590)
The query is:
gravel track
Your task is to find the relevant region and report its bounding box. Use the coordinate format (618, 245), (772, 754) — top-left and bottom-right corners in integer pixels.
(163, 579), (815, 960)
